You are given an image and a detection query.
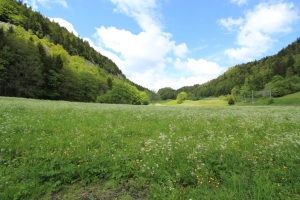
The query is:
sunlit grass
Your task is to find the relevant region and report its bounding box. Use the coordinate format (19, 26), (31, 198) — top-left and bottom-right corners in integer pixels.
(237, 92), (300, 106)
(156, 97), (227, 107)
(274, 92), (300, 105)
(0, 97), (300, 199)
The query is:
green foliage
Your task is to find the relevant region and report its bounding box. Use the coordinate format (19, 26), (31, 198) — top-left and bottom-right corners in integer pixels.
(96, 91), (112, 103)
(228, 95), (235, 105)
(107, 77), (113, 90)
(0, 0), (24, 25)
(268, 75), (300, 97)
(148, 90), (161, 104)
(139, 91), (150, 105)
(268, 97), (274, 104)
(158, 87), (176, 100)
(272, 87), (285, 97)
(77, 72), (100, 102)
(187, 92), (197, 100)
(0, 29), (43, 97)
(110, 82), (136, 104)
(239, 78), (250, 97)
(58, 67), (79, 101)
(176, 91), (187, 104)
(96, 81), (149, 105)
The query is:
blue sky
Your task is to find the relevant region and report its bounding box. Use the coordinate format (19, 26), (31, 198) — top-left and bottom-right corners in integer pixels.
(24, 0), (300, 91)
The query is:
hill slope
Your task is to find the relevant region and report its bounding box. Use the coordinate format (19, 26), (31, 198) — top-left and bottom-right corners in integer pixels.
(0, 0), (149, 104)
(177, 38), (300, 100)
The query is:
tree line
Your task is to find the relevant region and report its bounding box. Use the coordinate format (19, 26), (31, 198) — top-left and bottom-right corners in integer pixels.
(158, 38), (300, 101)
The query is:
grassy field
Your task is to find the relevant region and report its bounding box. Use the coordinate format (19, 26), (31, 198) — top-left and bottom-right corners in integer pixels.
(1, 97), (300, 199)
(272, 92), (300, 106)
(236, 92), (300, 106)
(155, 97), (228, 107)
(155, 92), (300, 107)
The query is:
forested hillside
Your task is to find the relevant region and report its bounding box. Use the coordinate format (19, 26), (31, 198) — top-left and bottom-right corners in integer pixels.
(0, 0), (149, 104)
(162, 38), (300, 101)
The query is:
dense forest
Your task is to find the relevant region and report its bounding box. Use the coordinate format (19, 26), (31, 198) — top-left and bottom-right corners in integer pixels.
(158, 38), (300, 101)
(0, 0), (149, 104)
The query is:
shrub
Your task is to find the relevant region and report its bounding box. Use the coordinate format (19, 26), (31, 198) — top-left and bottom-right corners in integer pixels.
(176, 92), (187, 104)
(228, 95), (235, 105)
(268, 98), (274, 104)
(272, 87), (284, 97)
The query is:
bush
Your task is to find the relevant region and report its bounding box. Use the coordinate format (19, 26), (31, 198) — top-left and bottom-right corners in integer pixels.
(272, 87), (284, 97)
(268, 98), (274, 104)
(176, 92), (187, 104)
(96, 92), (112, 103)
(228, 95), (235, 105)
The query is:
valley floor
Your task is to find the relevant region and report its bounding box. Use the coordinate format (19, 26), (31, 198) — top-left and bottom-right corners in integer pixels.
(0, 97), (300, 199)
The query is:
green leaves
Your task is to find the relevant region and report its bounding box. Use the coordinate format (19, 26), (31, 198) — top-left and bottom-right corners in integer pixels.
(99, 81), (150, 105)
(228, 94), (235, 105)
(176, 92), (187, 104)
(3, 34), (43, 98)
(158, 87), (176, 100)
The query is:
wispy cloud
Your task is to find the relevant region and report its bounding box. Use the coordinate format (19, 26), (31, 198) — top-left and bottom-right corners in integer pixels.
(218, 17), (244, 31)
(220, 2), (299, 62)
(110, 0), (161, 31)
(230, 0), (248, 6)
(24, 0), (67, 10)
(192, 45), (209, 52)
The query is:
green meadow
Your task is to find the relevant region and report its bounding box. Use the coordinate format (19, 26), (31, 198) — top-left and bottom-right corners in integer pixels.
(236, 92), (300, 106)
(1, 97), (300, 199)
(270, 92), (300, 106)
(155, 97), (228, 107)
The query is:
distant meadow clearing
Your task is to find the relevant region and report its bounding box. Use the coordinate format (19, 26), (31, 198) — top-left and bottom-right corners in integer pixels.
(155, 98), (228, 107)
(0, 97), (300, 199)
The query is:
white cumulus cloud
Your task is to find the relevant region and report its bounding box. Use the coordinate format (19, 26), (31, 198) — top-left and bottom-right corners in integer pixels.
(92, 0), (192, 89)
(94, 26), (173, 74)
(220, 2), (299, 62)
(50, 18), (78, 37)
(174, 58), (224, 77)
(129, 70), (214, 91)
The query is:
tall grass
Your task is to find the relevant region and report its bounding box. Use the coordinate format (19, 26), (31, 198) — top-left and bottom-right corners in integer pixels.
(0, 97), (300, 199)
